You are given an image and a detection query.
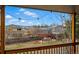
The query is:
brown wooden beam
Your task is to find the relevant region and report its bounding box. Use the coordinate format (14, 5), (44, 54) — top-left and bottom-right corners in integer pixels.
(1, 5), (5, 54)
(72, 7), (76, 53)
(10, 5), (73, 14)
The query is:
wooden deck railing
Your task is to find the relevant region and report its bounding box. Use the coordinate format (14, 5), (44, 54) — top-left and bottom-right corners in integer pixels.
(76, 42), (79, 54)
(5, 42), (79, 54)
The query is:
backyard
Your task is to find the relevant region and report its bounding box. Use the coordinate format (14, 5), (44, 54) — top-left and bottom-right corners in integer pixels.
(5, 39), (67, 50)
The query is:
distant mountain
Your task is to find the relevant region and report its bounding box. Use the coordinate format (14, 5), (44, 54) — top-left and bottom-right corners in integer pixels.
(6, 24), (32, 29)
(6, 24), (18, 29)
(6, 24), (65, 31)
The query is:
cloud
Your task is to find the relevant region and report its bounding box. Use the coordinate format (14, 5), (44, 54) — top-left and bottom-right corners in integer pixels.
(22, 21), (33, 25)
(7, 17), (34, 26)
(20, 20), (25, 22)
(24, 11), (38, 18)
(8, 19), (19, 24)
(19, 8), (25, 11)
(28, 22), (33, 24)
(6, 15), (13, 19)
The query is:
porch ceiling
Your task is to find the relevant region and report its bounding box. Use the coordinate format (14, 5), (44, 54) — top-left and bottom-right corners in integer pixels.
(16, 5), (79, 14)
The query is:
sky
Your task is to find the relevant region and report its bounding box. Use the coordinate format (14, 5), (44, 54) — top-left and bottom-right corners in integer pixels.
(5, 6), (71, 26)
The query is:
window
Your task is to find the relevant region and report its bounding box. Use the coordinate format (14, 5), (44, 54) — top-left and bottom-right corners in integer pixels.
(5, 6), (72, 50)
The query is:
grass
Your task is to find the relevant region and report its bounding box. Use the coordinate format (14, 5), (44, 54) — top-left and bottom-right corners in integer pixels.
(5, 39), (67, 50)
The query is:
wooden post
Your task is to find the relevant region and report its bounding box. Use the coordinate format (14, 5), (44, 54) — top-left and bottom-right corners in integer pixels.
(1, 5), (5, 54)
(72, 11), (76, 54)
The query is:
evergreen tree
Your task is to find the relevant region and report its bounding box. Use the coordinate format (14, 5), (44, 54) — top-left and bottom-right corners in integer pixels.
(76, 15), (79, 40)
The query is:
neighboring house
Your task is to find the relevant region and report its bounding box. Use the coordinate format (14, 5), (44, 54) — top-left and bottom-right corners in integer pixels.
(51, 25), (66, 34)
(6, 24), (66, 40)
